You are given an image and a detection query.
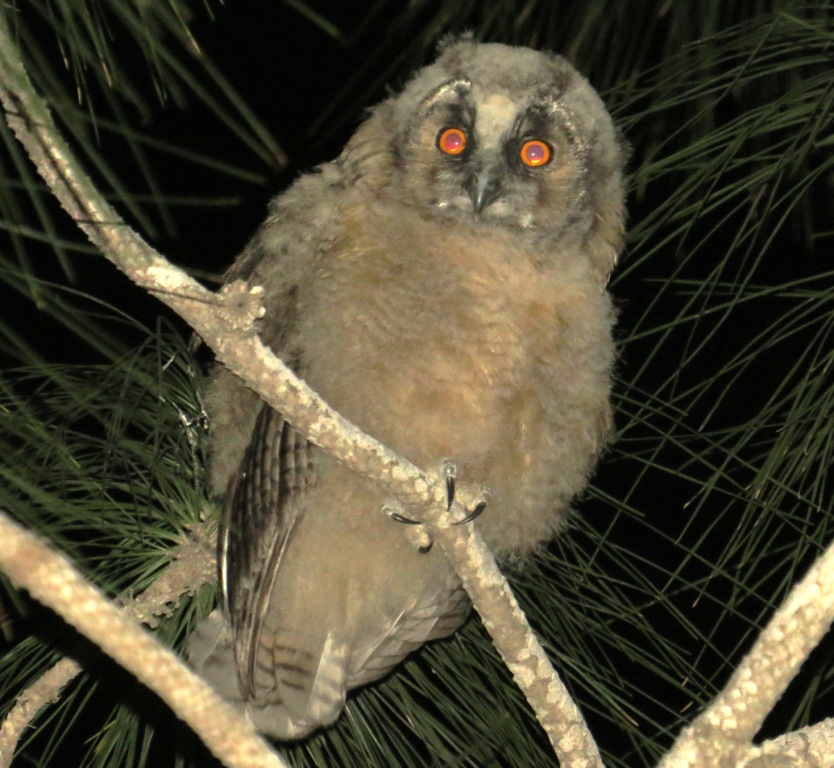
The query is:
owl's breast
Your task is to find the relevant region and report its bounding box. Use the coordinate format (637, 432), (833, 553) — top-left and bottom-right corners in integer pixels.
(295, 199), (612, 472)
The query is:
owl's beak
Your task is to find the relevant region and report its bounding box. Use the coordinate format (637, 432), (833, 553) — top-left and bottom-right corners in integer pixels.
(468, 168), (503, 213)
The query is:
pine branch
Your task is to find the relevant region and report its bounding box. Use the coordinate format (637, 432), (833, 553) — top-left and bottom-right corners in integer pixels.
(659, 537), (834, 768)
(0, 524), (217, 767)
(0, 657), (81, 768)
(0, 511), (287, 768)
(753, 718), (834, 767)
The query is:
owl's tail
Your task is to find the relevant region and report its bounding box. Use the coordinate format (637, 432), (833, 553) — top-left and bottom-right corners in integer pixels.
(187, 609), (348, 740)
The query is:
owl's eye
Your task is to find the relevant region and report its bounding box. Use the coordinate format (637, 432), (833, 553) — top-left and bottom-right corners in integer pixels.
(520, 140), (552, 167)
(437, 127), (467, 156)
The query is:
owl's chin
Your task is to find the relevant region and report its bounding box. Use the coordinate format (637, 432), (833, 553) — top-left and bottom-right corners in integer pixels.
(432, 197), (536, 229)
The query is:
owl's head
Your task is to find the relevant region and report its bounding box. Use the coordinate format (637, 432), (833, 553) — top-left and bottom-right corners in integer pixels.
(340, 38), (626, 279)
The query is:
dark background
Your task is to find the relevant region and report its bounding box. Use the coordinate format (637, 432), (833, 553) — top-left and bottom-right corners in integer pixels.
(1, 2), (832, 766)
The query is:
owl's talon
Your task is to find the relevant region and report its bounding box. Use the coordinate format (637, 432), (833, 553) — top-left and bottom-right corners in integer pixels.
(383, 501), (434, 552)
(441, 459), (457, 510)
(382, 501), (421, 525)
(453, 485), (490, 526)
(390, 511), (421, 525)
(453, 500), (487, 526)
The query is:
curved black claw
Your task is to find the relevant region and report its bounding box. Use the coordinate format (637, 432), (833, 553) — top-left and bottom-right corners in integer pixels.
(441, 459), (457, 510)
(453, 500), (487, 526)
(390, 511), (422, 525)
(383, 502), (422, 526)
(383, 502), (434, 552)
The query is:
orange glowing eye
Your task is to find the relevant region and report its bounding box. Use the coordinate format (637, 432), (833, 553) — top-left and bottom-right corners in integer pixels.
(437, 127), (467, 156)
(520, 140), (552, 167)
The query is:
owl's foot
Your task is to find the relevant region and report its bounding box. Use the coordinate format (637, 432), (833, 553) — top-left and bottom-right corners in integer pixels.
(381, 460), (488, 540)
(440, 459), (488, 525)
(381, 459), (457, 524)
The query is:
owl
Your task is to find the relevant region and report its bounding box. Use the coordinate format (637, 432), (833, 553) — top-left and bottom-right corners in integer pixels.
(188, 38), (627, 739)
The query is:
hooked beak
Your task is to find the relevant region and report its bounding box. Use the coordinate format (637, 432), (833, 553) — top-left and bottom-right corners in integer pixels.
(467, 167), (503, 213)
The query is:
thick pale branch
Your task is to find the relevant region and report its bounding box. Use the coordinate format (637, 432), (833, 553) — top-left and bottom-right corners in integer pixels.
(0, 512), (287, 768)
(0, 13), (599, 766)
(659, 539), (834, 768)
(0, 525), (217, 764)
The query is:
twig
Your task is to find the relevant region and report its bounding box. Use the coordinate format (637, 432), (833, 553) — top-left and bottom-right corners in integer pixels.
(128, 524), (217, 628)
(0, 657), (81, 768)
(0, 12), (600, 768)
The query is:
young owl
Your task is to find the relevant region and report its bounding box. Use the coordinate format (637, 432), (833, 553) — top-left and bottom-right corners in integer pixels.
(188, 38), (627, 739)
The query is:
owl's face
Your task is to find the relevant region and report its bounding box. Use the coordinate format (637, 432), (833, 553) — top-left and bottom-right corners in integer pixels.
(342, 39), (625, 256)
(398, 77), (589, 231)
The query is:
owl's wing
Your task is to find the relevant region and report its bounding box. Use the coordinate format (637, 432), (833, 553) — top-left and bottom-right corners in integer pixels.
(218, 401), (317, 699)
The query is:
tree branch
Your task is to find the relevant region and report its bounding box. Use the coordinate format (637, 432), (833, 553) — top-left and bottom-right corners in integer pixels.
(751, 718), (834, 768)
(659, 538), (834, 768)
(0, 12), (600, 767)
(0, 657), (81, 768)
(0, 511), (287, 768)
(0, 524), (217, 766)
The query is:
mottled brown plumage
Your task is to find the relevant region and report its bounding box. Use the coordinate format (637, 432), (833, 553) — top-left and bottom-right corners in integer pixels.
(188, 38), (627, 739)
